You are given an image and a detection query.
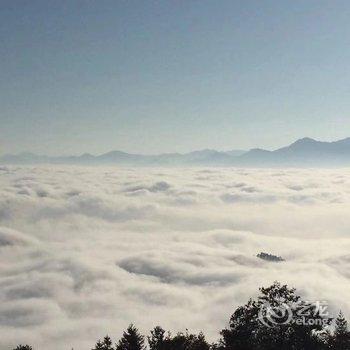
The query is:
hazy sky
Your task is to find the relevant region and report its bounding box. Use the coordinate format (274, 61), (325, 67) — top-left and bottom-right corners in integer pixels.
(1, 0), (350, 156)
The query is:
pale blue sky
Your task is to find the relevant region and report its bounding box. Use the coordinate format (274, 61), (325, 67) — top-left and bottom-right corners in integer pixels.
(1, 0), (350, 155)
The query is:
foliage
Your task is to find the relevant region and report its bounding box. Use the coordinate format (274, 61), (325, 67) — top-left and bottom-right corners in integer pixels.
(116, 324), (146, 350)
(219, 281), (332, 350)
(328, 312), (350, 350)
(92, 335), (114, 350)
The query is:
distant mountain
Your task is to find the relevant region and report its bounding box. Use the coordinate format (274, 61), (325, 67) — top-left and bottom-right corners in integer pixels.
(239, 137), (350, 166)
(2, 137), (350, 167)
(225, 149), (246, 157)
(0, 148), (246, 166)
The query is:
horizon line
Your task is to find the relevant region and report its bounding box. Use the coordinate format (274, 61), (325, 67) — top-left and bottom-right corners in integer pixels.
(2, 136), (350, 158)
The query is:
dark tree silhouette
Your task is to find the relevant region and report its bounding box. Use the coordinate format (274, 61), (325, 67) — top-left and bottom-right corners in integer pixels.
(187, 332), (210, 350)
(13, 346), (33, 350)
(164, 330), (210, 350)
(329, 311), (350, 350)
(92, 340), (104, 350)
(148, 326), (167, 350)
(92, 335), (114, 350)
(219, 298), (259, 350)
(219, 281), (332, 350)
(116, 324), (145, 350)
(148, 328), (210, 350)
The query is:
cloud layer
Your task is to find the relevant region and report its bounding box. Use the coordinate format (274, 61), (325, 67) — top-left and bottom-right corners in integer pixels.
(1, 166), (350, 349)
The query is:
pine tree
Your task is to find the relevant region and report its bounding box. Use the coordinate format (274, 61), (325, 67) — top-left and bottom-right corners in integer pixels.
(335, 312), (348, 336)
(13, 346), (33, 350)
(116, 324), (145, 350)
(161, 330), (210, 350)
(92, 335), (114, 350)
(148, 326), (166, 350)
(92, 340), (104, 350)
(189, 332), (210, 350)
(330, 311), (350, 350)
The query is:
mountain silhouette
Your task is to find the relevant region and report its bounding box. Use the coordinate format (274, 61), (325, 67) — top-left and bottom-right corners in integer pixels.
(239, 137), (350, 166)
(2, 137), (350, 167)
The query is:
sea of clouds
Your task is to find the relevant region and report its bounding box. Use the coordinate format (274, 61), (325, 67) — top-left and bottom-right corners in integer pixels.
(1, 165), (350, 349)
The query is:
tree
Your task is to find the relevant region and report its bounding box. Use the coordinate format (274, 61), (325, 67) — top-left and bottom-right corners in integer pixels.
(188, 332), (210, 350)
(219, 281), (331, 350)
(92, 336), (114, 350)
(168, 332), (190, 350)
(116, 324), (145, 350)
(13, 346), (33, 350)
(219, 298), (259, 350)
(256, 282), (331, 350)
(148, 328), (210, 350)
(148, 326), (167, 350)
(329, 312), (350, 350)
(164, 330), (210, 350)
(93, 340), (104, 350)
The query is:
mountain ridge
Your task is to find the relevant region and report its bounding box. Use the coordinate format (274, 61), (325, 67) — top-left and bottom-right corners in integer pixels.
(2, 137), (350, 167)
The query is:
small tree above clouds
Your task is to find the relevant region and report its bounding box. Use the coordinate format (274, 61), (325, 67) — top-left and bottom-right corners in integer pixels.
(13, 346), (33, 350)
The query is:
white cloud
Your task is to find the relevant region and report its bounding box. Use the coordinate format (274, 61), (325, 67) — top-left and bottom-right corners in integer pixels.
(1, 166), (350, 349)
